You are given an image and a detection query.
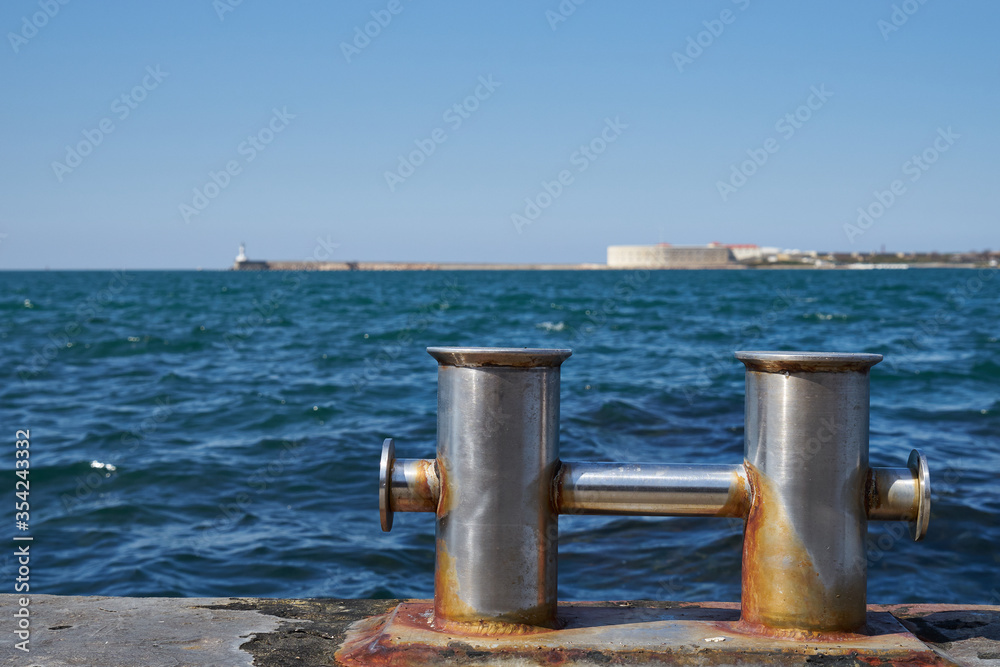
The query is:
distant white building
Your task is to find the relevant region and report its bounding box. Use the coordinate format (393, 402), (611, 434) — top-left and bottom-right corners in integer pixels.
(707, 243), (782, 263)
(235, 242), (247, 263)
(607, 244), (735, 268)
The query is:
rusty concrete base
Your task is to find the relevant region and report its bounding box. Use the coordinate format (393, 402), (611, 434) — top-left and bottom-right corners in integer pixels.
(338, 601), (967, 666)
(3, 596), (999, 666)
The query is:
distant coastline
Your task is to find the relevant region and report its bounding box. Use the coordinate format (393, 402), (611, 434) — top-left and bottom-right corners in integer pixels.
(231, 242), (997, 271)
(235, 260), (619, 271)
(231, 259), (989, 271)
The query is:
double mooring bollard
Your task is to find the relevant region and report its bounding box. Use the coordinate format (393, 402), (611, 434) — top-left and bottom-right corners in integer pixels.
(378, 347), (930, 636)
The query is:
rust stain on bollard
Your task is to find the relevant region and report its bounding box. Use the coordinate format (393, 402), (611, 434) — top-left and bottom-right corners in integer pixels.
(392, 458), (440, 513)
(435, 455), (455, 516)
(432, 456), (547, 633)
(335, 601), (962, 667)
(432, 539), (474, 626)
(412, 459), (439, 511)
(716, 466), (751, 518)
(741, 463), (867, 635)
(432, 539), (552, 635)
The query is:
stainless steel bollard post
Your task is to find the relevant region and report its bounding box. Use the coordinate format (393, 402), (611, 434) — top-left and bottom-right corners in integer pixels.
(428, 347), (570, 631)
(379, 347), (930, 638)
(736, 351), (882, 634)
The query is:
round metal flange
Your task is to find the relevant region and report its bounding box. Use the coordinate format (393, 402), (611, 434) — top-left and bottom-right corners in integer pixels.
(907, 448), (930, 541)
(379, 438), (395, 532)
(427, 347), (572, 368)
(735, 350), (883, 373)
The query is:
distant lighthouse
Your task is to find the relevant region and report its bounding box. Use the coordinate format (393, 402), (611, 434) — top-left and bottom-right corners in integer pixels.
(235, 242), (247, 263)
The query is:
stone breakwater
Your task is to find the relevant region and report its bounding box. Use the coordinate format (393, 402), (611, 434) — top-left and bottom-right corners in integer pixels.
(232, 261), (743, 271)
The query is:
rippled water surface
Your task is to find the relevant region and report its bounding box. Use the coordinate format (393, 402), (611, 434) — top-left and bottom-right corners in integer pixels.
(3, 269), (998, 603)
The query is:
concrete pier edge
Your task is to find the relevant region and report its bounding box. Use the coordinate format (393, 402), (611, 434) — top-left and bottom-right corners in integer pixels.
(4, 595), (1000, 666)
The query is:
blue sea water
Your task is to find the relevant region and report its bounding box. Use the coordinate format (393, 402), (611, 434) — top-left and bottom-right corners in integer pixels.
(2, 269), (998, 604)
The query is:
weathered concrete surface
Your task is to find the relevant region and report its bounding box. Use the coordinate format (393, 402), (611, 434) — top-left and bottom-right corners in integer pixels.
(0, 595), (395, 667)
(876, 604), (1000, 667)
(0, 595), (284, 667)
(1, 596), (998, 666)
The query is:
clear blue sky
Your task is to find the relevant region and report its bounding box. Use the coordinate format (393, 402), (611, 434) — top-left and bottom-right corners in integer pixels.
(1, 1), (997, 269)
